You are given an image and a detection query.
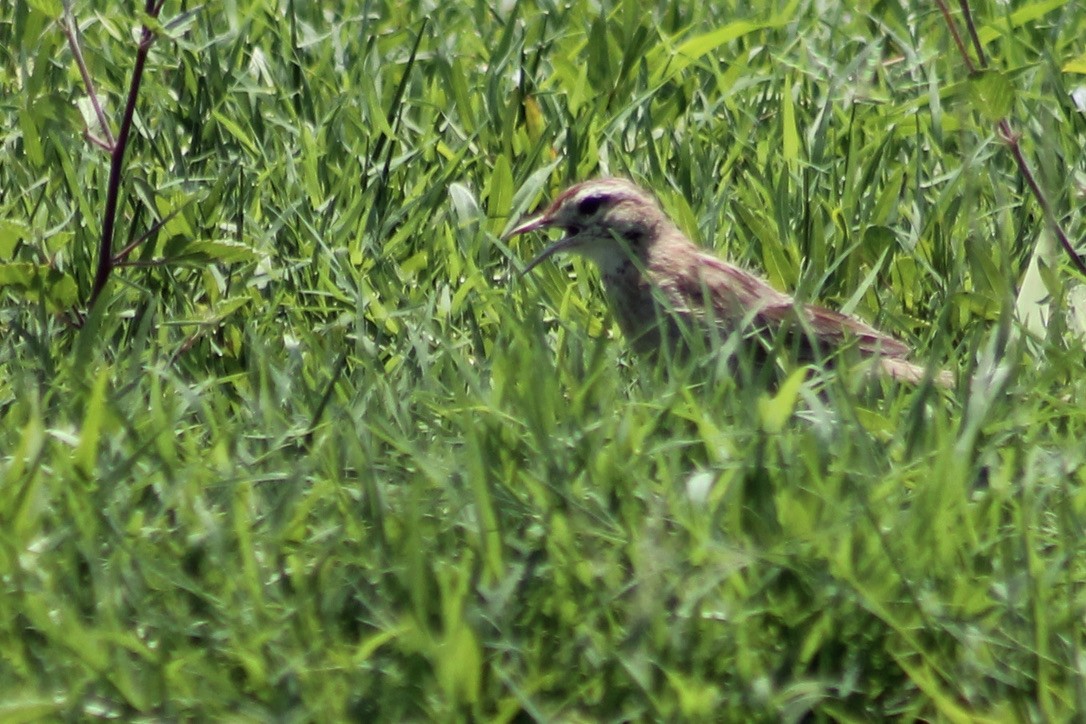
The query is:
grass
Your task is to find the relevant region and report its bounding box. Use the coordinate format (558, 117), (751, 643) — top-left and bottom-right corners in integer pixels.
(2, 0), (1086, 719)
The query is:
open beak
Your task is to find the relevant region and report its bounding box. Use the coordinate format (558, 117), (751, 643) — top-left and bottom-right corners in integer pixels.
(503, 213), (551, 240)
(504, 213), (579, 275)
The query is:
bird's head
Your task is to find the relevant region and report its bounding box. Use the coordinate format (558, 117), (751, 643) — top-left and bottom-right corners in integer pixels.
(505, 177), (663, 274)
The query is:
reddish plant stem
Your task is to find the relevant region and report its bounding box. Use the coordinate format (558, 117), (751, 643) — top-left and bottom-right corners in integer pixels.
(934, 0), (975, 72)
(87, 1), (165, 307)
(937, 0), (1086, 278)
(957, 0), (988, 67)
(998, 121), (1086, 277)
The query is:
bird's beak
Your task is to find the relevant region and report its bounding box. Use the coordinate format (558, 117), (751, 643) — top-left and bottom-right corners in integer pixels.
(503, 213), (551, 240)
(520, 236), (581, 275)
(504, 212), (580, 275)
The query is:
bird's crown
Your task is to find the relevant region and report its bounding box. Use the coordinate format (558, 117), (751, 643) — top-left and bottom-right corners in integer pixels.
(541, 177), (660, 232)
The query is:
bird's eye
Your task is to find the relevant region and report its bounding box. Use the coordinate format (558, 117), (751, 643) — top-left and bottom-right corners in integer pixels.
(576, 195), (604, 216)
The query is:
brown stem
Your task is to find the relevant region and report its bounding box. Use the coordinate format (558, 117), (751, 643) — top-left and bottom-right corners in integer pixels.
(933, 0), (975, 73)
(957, 0), (987, 68)
(84, 131), (113, 152)
(87, 1), (164, 307)
(937, 0), (1085, 279)
(61, 7), (116, 149)
(998, 121), (1086, 277)
(111, 206), (183, 265)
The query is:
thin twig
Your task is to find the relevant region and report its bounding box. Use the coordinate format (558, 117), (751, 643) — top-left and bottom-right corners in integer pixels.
(84, 131), (113, 152)
(957, 0), (987, 67)
(87, 1), (165, 307)
(933, 0), (975, 73)
(61, 4), (116, 149)
(937, 0), (1086, 278)
(111, 206), (184, 265)
(997, 120), (1086, 277)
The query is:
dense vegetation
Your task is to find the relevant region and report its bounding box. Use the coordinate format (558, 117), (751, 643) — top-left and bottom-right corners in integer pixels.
(2, 0), (1085, 719)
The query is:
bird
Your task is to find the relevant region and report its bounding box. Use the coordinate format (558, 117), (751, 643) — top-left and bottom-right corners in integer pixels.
(505, 177), (953, 387)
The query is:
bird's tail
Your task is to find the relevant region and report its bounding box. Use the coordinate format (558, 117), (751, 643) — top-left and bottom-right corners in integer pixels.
(878, 356), (955, 388)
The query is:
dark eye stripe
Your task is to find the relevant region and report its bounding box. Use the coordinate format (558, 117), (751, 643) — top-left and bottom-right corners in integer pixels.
(576, 195), (604, 216)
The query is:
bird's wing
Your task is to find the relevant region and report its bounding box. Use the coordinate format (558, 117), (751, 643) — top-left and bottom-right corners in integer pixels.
(806, 302), (910, 358)
(684, 254), (911, 359)
(662, 253), (791, 318)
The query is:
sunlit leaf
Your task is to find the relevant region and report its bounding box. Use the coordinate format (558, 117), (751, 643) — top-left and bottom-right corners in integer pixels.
(758, 367), (806, 433)
(967, 70), (1015, 121)
(0, 218), (29, 258)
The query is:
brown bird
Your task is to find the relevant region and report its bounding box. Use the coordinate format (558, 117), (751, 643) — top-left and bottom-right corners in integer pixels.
(506, 177), (952, 387)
